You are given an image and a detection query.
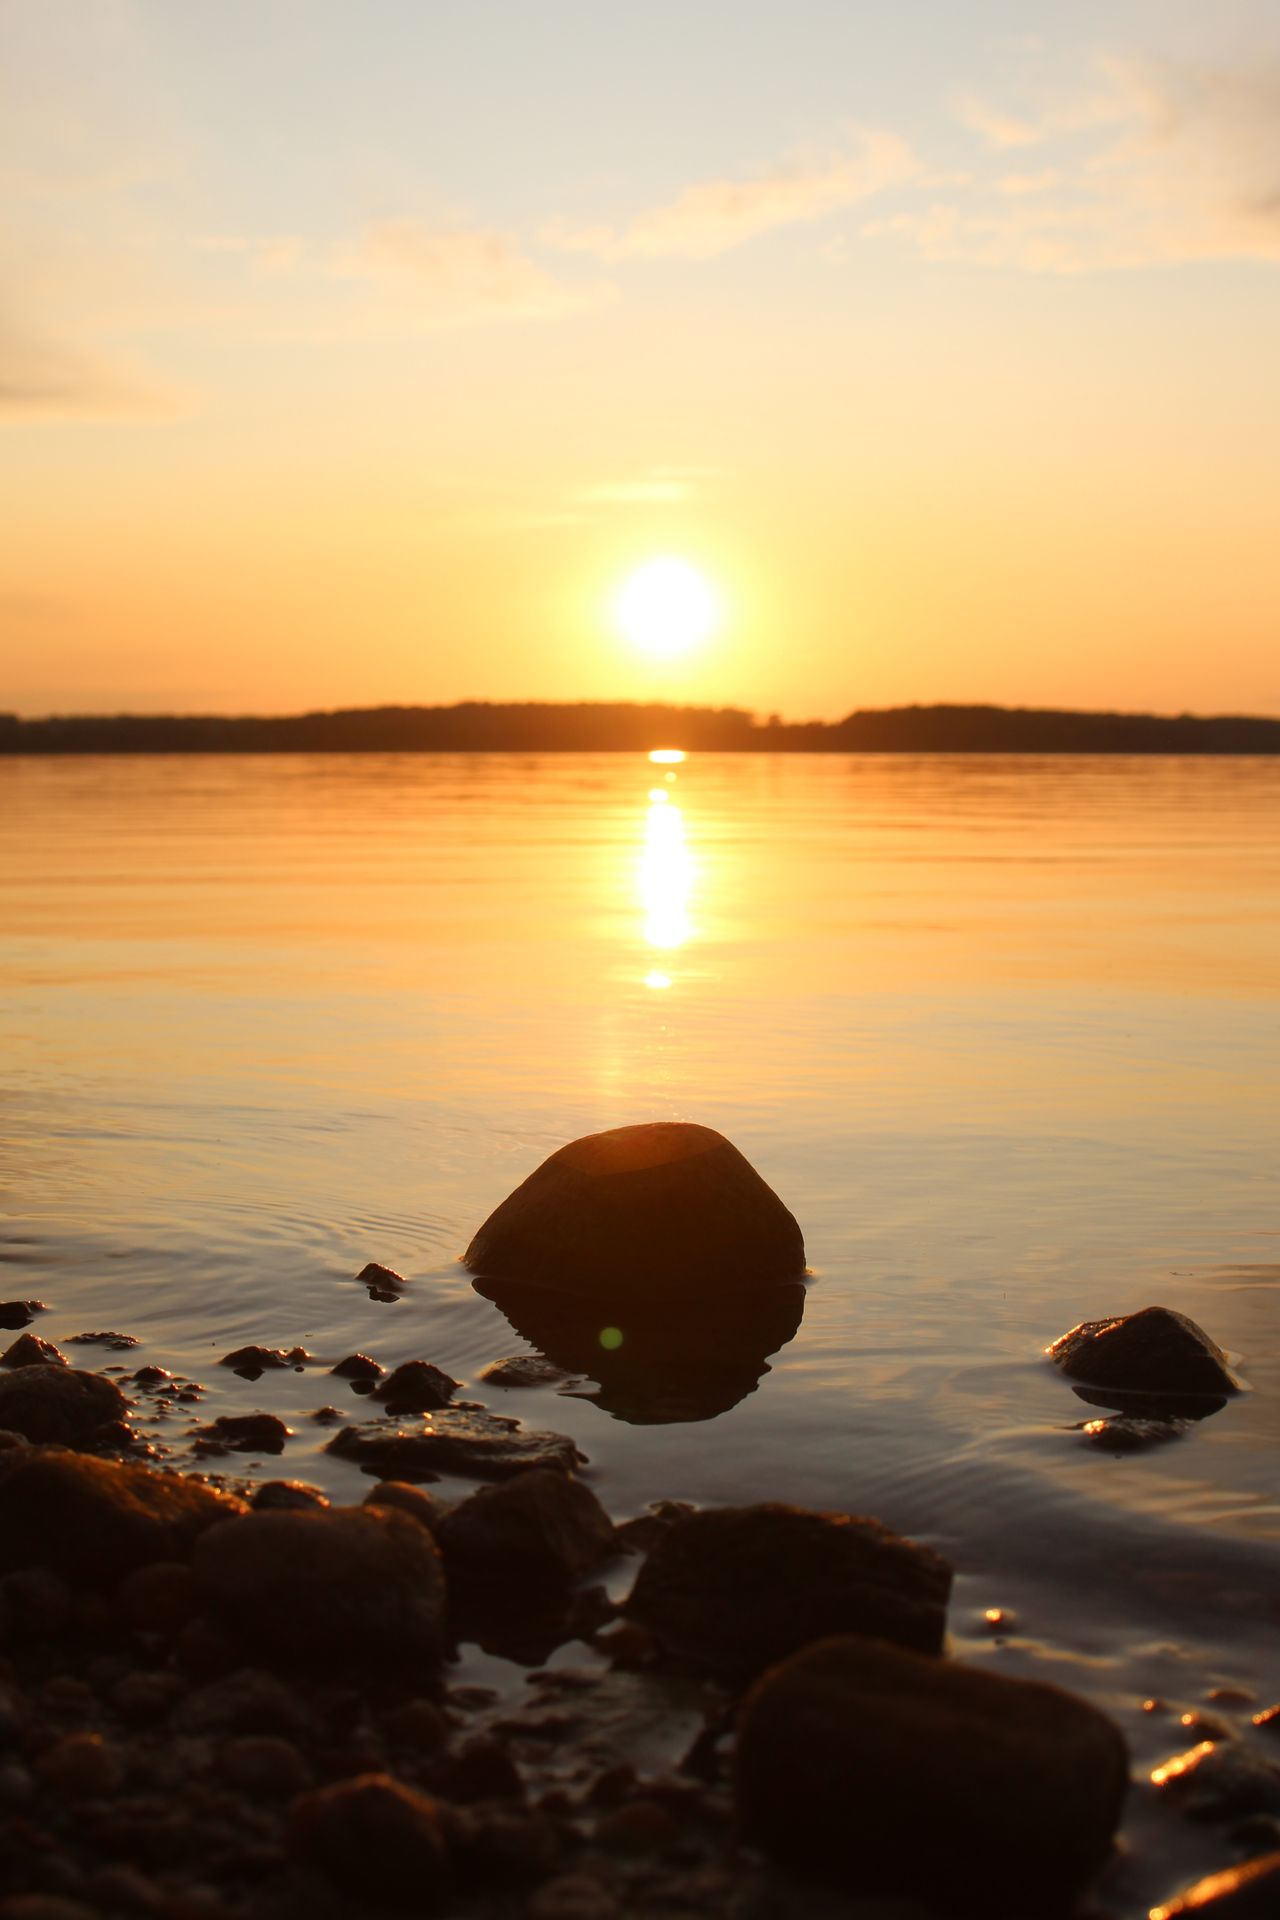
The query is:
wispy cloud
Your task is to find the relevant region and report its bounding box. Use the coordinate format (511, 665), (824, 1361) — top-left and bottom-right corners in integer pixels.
(0, 311), (173, 419)
(547, 131), (917, 261)
(343, 218), (605, 322)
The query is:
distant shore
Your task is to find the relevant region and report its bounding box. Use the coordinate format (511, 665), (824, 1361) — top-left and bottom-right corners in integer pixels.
(4, 700), (1280, 755)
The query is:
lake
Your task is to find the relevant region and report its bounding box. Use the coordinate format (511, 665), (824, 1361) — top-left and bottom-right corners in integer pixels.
(3, 749), (1279, 1913)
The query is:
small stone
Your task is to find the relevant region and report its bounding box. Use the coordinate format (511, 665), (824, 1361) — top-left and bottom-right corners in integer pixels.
(627, 1504), (952, 1683)
(1048, 1306), (1237, 1399)
(0, 1302), (42, 1331)
(1, 1334), (66, 1368)
(433, 1735), (524, 1803)
(381, 1698), (450, 1755)
(251, 1479), (329, 1511)
(357, 1262), (407, 1301)
(289, 1773), (446, 1901)
(594, 1797), (678, 1855)
(197, 1413), (291, 1455)
(307, 1405), (344, 1424)
(528, 1875), (619, 1920)
(1152, 1741), (1280, 1818)
(67, 1331), (138, 1350)
(1254, 1705), (1280, 1733)
(479, 1355), (574, 1389)
(1079, 1413), (1191, 1450)
(174, 1616), (239, 1680)
(36, 1731), (124, 1800)
(331, 1353), (384, 1380)
(218, 1346), (293, 1378)
(735, 1635), (1128, 1918)
(1208, 1688), (1255, 1707)
(109, 1671), (182, 1722)
(375, 1360), (459, 1413)
(117, 1560), (198, 1635)
(439, 1469), (616, 1590)
(83, 1865), (165, 1915)
(0, 1366), (128, 1446)
(1149, 1851), (1280, 1917)
(327, 1410), (585, 1483)
(363, 1481), (448, 1534)
(1181, 1711), (1233, 1742)
(179, 1667), (314, 1737)
(220, 1734), (313, 1797)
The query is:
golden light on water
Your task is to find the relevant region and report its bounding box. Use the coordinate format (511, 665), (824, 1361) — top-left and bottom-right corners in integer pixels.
(640, 786), (693, 953)
(616, 558), (720, 662)
(649, 748), (686, 765)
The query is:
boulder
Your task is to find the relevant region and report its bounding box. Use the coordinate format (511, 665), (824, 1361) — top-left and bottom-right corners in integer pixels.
(332, 1353), (384, 1380)
(197, 1413), (291, 1455)
(0, 1366), (128, 1446)
(289, 1774), (446, 1903)
(251, 1479), (329, 1511)
(0, 1449), (244, 1584)
(190, 1503), (447, 1669)
(1, 1334), (66, 1368)
(464, 1123), (804, 1299)
(626, 1504), (951, 1683)
(1150, 1853), (1280, 1918)
(374, 1360), (458, 1413)
(363, 1481), (449, 1535)
(734, 1635), (1128, 1917)
(438, 1469), (615, 1591)
(327, 1410), (585, 1482)
(1048, 1307), (1236, 1400)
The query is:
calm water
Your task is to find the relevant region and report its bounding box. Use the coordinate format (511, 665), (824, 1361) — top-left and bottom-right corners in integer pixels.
(3, 751), (1279, 1910)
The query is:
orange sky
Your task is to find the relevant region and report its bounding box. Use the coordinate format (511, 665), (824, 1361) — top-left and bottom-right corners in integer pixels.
(3, 1), (1279, 718)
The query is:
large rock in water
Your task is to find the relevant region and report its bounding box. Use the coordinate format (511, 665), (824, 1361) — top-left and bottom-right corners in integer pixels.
(0, 1449), (245, 1584)
(464, 1123), (804, 1298)
(191, 1504), (447, 1669)
(625, 1504), (951, 1683)
(735, 1635), (1129, 1918)
(1048, 1306), (1237, 1400)
(0, 1364), (128, 1446)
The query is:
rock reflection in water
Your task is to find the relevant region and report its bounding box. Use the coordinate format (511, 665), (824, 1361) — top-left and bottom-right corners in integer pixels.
(472, 1277), (807, 1425)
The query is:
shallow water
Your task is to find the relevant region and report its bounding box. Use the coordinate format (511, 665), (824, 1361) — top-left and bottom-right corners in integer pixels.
(3, 750), (1279, 1912)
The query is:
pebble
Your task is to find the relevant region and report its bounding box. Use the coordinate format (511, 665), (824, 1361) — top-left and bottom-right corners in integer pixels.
(219, 1733), (313, 1796)
(117, 1561), (198, 1636)
(289, 1773), (446, 1900)
(36, 1733), (124, 1800)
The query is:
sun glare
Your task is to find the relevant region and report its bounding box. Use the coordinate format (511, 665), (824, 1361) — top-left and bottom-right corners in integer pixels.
(615, 557), (720, 661)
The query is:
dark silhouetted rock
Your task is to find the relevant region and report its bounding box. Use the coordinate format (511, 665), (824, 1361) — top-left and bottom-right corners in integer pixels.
(475, 1275), (805, 1424)
(0, 1449), (244, 1583)
(197, 1413), (291, 1455)
(1077, 1411), (1193, 1451)
(218, 1345), (293, 1377)
(363, 1481), (449, 1534)
(1149, 1852), (1280, 1918)
(1, 1334), (65, 1368)
(251, 1479), (329, 1510)
(439, 1469), (615, 1594)
(735, 1635), (1128, 1917)
(331, 1353), (384, 1380)
(290, 1774), (446, 1901)
(465, 1122), (804, 1300)
(0, 1365), (128, 1446)
(479, 1354), (576, 1389)
(1152, 1741), (1280, 1820)
(191, 1503), (446, 1668)
(67, 1329), (138, 1350)
(626, 1504), (951, 1683)
(375, 1360), (458, 1413)
(358, 1261), (407, 1301)
(0, 1301), (44, 1331)
(1049, 1306), (1237, 1401)
(327, 1410), (585, 1483)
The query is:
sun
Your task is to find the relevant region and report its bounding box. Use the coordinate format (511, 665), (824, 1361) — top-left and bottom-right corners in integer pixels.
(614, 556), (720, 661)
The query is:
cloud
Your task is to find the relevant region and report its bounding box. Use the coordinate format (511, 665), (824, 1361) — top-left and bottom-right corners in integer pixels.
(886, 56), (1280, 272)
(344, 219), (604, 321)
(0, 312), (173, 418)
(547, 131), (917, 261)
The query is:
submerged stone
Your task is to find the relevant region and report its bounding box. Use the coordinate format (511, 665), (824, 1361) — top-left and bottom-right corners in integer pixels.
(464, 1122), (804, 1300)
(327, 1410), (585, 1482)
(0, 1365), (128, 1446)
(735, 1634), (1128, 1918)
(197, 1413), (292, 1455)
(1, 1333), (67, 1368)
(626, 1503), (951, 1683)
(1048, 1306), (1237, 1400)
(0, 1448), (244, 1583)
(374, 1360), (459, 1413)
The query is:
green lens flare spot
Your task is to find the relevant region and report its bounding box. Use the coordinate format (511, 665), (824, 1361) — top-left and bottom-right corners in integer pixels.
(599, 1326), (624, 1351)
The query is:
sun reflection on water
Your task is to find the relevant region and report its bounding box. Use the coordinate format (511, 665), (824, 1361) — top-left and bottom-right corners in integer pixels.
(638, 753), (695, 974)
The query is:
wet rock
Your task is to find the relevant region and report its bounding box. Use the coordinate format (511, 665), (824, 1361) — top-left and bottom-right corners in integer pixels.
(735, 1634), (1128, 1918)
(219, 1733), (313, 1797)
(1, 1334), (66, 1368)
(327, 1410), (585, 1482)
(363, 1481), (449, 1535)
(626, 1504), (952, 1683)
(374, 1360), (459, 1413)
(439, 1469), (616, 1590)
(67, 1331), (138, 1351)
(1152, 1740), (1280, 1819)
(358, 1262), (407, 1302)
(479, 1354), (576, 1389)
(1078, 1412), (1193, 1451)
(191, 1503), (447, 1669)
(0, 1302), (44, 1331)
(195, 1413), (291, 1455)
(464, 1122), (805, 1300)
(130, 1366), (172, 1389)
(0, 1450), (242, 1583)
(1150, 1852), (1280, 1918)
(1049, 1306), (1237, 1400)
(1255, 1704), (1280, 1733)
(331, 1353), (384, 1381)
(218, 1345), (304, 1379)
(0, 1359), (121, 1443)
(289, 1773), (446, 1901)
(251, 1478), (329, 1511)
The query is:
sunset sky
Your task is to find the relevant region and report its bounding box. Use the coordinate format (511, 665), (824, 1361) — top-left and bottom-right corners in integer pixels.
(4, 0), (1279, 719)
